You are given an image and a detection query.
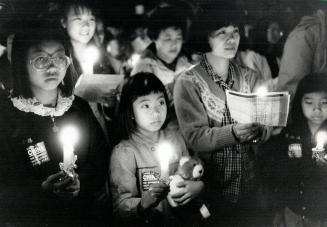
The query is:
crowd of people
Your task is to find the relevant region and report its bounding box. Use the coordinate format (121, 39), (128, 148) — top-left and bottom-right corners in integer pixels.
(0, 0), (327, 226)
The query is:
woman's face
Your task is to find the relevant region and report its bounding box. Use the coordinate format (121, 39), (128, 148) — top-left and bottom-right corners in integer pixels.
(62, 6), (96, 45)
(26, 41), (68, 95)
(302, 91), (327, 129)
(155, 27), (183, 63)
(208, 25), (240, 59)
(132, 92), (167, 135)
(267, 22), (282, 44)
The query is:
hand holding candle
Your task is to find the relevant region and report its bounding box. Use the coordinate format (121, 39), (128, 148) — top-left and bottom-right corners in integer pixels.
(312, 131), (327, 160)
(59, 125), (79, 178)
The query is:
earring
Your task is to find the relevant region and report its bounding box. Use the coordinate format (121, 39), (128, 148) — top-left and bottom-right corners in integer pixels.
(61, 80), (65, 86)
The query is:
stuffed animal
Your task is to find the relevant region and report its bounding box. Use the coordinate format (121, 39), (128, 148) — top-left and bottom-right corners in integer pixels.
(167, 156), (210, 219)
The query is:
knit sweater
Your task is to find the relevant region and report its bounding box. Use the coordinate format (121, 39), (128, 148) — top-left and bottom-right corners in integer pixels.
(174, 59), (262, 203)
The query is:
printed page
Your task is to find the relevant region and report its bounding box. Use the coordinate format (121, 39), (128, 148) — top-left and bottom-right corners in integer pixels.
(226, 90), (290, 126)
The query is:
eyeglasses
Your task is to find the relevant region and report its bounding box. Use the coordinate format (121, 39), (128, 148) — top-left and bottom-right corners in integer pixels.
(29, 55), (71, 71)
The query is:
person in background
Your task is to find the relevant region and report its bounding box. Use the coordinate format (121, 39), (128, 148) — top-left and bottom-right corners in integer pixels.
(174, 3), (271, 226)
(125, 14), (152, 55)
(277, 3), (327, 100)
(110, 73), (204, 226)
(260, 74), (327, 227)
(0, 33), (12, 92)
(0, 22), (110, 226)
(104, 31), (134, 76)
(235, 24), (274, 89)
(60, 0), (118, 142)
(131, 6), (193, 128)
(251, 17), (284, 81)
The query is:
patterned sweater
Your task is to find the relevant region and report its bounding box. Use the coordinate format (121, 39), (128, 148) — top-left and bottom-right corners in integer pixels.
(174, 58), (262, 203)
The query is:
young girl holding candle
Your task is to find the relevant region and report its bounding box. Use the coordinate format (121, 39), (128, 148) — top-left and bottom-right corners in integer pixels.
(261, 73), (327, 226)
(110, 72), (204, 226)
(60, 0), (118, 141)
(0, 22), (109, 226)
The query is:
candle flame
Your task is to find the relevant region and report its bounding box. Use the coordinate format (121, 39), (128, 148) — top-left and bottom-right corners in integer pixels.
(59, 125), (79, 146)
(256, 86), (268, 96)
(129, 53), (141, 67)
(156, 141), (174, 173)
(83, 46), (100, 64)
(316, 131), (327, 150)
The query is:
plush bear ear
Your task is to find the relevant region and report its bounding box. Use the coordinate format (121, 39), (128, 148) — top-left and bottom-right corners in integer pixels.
(179, 156), (190, 166)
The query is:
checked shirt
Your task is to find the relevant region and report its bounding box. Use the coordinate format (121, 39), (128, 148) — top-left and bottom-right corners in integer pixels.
(200, 55), (256, 203)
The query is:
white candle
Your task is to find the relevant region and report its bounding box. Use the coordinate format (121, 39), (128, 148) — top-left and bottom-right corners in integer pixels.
(59, 126), (79, 168)
(81, 46), (100, 75)
(316, 131), (327, 151)
(156, 142), (174, 179)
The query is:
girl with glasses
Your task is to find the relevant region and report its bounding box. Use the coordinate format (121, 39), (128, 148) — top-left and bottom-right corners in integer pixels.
(0, 22), (110, 226)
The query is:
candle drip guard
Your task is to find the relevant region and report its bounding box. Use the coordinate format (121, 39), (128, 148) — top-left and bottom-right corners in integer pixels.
(312, 147), (326, 160)
(59, 155), (78, 179)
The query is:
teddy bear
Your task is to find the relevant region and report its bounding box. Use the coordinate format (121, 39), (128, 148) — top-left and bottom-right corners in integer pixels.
(167, 156), (210, 219)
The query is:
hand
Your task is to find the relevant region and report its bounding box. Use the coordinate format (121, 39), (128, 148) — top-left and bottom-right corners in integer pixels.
(102, 89), (118, 107)
(315, 156), (327, 167)
(140, 182), (169, 209)
(170, 180), (204, 206)
(251, 125), (270, 144)
(232, 123), (261, 143)
(57, 177), (80, 200)
(41, 171), (80, 200)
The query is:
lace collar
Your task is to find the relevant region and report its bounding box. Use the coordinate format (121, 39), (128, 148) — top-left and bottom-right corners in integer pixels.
(10, 92), (74, 117)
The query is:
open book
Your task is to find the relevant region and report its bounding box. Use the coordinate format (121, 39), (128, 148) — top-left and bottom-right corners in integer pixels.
(74, 74), (124, 103)
(226, 90), (290, 126)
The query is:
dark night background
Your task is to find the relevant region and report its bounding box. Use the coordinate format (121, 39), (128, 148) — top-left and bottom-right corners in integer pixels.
(0, 0), (319, 40)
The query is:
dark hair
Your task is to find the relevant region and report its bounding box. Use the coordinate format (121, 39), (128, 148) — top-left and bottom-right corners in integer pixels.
(190, 3), (241, 53)
(147, 6), (187, 41)
(292, 73), (327, 123)
(61, 0), (99, 20)
(118, 72), (169, 140)
(11, 21), (76, 98)
(251, 17), (283, 56)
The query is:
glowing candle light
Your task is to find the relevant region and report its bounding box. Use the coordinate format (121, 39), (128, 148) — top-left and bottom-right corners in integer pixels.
(156, 142), (174, 179)
(81, 46), (100, 74)
(129, 53), (141, 68)
(59, 126), (79, 170)
(316, 131), (327, 151)
(256, 86), (268, 96)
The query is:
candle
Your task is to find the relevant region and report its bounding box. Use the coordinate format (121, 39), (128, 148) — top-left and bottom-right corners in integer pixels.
(59, 126), (79, 169)
(81, 46), (100, 74)
(156, 141), (174, 179)
(315, 131), (327, 151)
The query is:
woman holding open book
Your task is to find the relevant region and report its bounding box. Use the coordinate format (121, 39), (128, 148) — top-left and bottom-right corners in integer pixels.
(173, 3), (271, 227)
